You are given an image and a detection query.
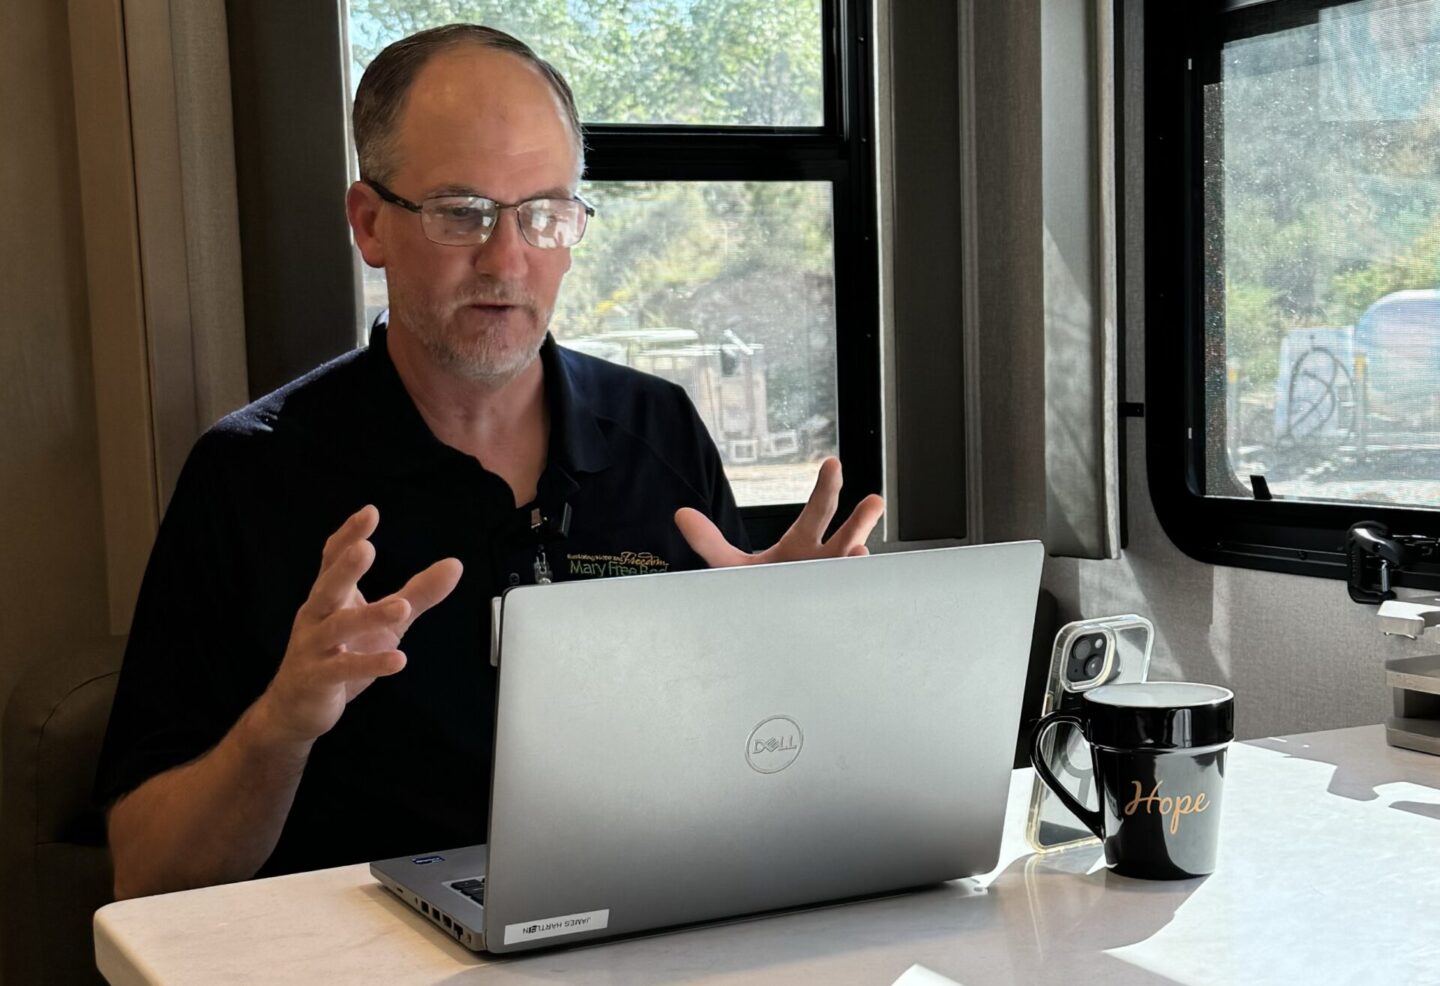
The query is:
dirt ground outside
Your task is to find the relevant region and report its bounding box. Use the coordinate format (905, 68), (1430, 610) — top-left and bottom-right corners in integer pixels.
(726, 460), (827, 507)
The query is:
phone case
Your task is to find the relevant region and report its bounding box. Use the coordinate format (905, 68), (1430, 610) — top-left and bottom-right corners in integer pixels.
(1024, 614), (1154, 854)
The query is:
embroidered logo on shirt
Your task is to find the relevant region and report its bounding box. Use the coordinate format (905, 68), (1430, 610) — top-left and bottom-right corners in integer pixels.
(566, 551), (670, 578)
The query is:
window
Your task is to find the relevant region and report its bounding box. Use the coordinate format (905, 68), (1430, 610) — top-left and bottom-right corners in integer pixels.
(1147, 0), (1440, 584)
(347, 2), (825, 127)
(342, 1), (880, 526)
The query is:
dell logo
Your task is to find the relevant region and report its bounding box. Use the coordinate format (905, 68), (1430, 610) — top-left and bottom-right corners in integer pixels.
(746, 716), (803, 774)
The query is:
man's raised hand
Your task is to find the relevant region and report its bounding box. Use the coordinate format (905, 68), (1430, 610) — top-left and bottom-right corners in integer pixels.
(675, 457), (885, 568)
(257, 505), (463, 745)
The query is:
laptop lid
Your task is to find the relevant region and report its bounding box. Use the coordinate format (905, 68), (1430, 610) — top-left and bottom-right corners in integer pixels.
(483, 540), (1043, 953)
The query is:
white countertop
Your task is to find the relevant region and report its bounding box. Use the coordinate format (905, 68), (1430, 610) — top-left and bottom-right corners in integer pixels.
(94, 725), (1440, 985)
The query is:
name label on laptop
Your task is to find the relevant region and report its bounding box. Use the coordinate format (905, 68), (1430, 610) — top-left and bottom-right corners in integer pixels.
(503, 909), (611, 946)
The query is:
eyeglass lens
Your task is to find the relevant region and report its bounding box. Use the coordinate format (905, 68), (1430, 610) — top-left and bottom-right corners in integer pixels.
(419, 197), (588, 249)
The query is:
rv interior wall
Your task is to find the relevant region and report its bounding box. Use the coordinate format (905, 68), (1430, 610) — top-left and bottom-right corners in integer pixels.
(1034, 1), (1428, 740)
(5, 4), (1430, 948)
(0, 2), (114, 712)
(0, 0), (117, 976)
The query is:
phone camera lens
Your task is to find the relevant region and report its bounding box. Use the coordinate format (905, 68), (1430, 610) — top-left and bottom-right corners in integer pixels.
(1065, 633), (1110, 684)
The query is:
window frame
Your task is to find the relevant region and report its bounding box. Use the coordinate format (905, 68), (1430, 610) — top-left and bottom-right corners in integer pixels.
(232, 0), (883, 550)
(576, 0), (883, 547)
(1145, 0), (1440, 591)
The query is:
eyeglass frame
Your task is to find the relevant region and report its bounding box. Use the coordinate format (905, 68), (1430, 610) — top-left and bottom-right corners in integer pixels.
(362, 177), (596, 249)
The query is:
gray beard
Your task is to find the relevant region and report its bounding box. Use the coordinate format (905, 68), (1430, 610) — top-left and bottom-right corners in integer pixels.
(412, 321), (546, 386)
(390, 283), (551, 386)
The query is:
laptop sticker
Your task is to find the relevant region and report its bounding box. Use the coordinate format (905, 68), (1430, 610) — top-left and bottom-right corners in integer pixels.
(504, 909), (610, 945)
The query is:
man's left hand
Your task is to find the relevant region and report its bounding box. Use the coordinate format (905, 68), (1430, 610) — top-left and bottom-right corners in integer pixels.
(675, 457), (885, 568)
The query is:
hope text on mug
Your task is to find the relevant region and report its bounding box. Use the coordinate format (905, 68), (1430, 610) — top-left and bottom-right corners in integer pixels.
(1122, 781), (1210, 835)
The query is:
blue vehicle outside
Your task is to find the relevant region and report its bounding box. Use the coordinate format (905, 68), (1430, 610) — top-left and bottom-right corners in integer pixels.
(1353, 289), (1440, 435)
(1272, 289), (1440, 449)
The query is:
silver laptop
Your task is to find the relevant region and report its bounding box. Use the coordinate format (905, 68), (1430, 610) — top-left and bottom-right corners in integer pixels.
(371, 540), (1043, 953)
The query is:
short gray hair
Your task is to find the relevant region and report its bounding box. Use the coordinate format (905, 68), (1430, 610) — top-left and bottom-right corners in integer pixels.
(353, 25), (585, 186)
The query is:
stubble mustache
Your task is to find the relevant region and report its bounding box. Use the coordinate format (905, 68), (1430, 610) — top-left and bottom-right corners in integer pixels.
(454, 279), (536, 313)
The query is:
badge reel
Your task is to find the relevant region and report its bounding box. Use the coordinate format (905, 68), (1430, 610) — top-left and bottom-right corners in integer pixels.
(491, 503), (573, 668)
(1025, 615), (1154, 854)
(529, 503), (572, 585)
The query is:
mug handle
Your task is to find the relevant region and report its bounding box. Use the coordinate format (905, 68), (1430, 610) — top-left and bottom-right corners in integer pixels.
(1029, 711), (1106, 841)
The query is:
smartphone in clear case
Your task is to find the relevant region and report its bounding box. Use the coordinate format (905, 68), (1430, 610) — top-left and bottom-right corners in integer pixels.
(1024, 614), (1154, 854)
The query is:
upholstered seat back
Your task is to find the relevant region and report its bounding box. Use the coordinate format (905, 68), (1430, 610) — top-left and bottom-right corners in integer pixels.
(2, 640), (122, 986)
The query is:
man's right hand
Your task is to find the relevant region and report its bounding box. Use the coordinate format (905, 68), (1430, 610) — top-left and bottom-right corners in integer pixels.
(257, 505), (463, 745)
(106, 505), (462, 899)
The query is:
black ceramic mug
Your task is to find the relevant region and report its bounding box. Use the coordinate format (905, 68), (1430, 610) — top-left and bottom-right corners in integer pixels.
(1029, 681), (1235, 880)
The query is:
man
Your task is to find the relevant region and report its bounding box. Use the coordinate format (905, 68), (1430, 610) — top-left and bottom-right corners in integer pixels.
(96, 25), (883, 901)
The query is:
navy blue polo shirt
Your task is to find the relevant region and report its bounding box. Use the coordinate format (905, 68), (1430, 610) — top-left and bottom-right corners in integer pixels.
(95, 324), (749, 876)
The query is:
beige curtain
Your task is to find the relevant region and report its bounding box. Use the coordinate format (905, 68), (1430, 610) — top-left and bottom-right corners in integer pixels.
(69, 0), (248, 631)
(966, 0), (1120, 557)
(127, 0), (250, 505)
(1040, 0), (1121, 559)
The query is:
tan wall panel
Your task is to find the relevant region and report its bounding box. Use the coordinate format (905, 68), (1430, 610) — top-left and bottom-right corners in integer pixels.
(0, 0), (117, 730)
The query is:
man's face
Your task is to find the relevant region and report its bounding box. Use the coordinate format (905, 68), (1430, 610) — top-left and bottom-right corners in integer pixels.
(372, 46), (580, 384)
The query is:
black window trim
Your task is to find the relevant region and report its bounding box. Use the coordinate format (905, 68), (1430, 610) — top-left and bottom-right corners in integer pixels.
(579, 0), (883, 548)
(1144, 0), (1440, 592)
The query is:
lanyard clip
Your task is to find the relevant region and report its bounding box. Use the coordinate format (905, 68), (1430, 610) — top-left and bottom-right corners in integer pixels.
(529, 503), (572, 541)
(533, 545), (553, 585)
(527, 503), (569, 585)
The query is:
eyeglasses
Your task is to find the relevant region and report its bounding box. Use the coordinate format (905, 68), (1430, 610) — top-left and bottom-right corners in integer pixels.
(364, 178), (595, 249)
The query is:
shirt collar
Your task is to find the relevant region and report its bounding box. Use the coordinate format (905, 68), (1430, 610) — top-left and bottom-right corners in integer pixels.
(361, 315), (614, 479)
(540, 331), (615, 477)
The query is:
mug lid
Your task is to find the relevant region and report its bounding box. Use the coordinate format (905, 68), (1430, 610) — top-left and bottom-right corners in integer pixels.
(1082, 681), (1234, 750)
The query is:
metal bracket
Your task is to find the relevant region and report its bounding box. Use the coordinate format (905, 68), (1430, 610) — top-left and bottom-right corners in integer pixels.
(1346, 521), (1440, 604)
